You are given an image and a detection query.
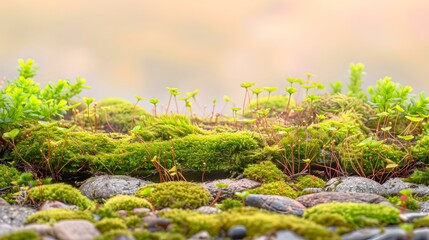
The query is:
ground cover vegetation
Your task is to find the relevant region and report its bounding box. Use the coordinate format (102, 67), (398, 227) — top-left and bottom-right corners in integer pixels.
(2, 59), (429, 239)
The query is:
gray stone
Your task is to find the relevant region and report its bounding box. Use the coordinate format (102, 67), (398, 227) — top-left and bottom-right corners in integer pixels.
(0, 205), (36, 227)
(367, 226), (407, 240)
(227, 225), (247, 239)
(399, 212), (429, 223)
(195, 206), (221, 214)
(324, 176), (387, 195)
(79, 175), (153, 200)
(200, 178), (261, 200)
(296, 192), (392, 208)
(341, 228), (382, 240)
(0, 198), (9, 206)
(0, 223), (18, 237)
(39, 200), (78, 211)
(187, 231), (211, 240)
(254, 230), (305, 240)
(245, 194), (306, 216)
(53, 220), (100, 240)
(383, 178), (429, 196)
(414, 227), (429, 240)
(23, 223), (53, 236)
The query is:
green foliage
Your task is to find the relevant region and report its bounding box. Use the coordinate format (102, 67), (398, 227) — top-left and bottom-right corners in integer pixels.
(293, 175), (326, 190)
(329, 81), (343, 94)
(160, 208), (339, 239)
(25, 208), (93, 224)
(95, 218), (128, 233)
(387, 195), (420, 211)
(0, 59), (88, 131)
(411, 136), (429, 163)
(248, 181), (298, 198)
(28, 183), (94, 210)
(216, 198), (242, 210)
(102, 195), (152, 211)
(246, 95), (295, 117)
(367, 77), (413, 112)
(135, 181), (212, 209)
(404, 169), (429, 185)
(304, 202), (400, 232)
(0, 230), (39, 240)
(346, 63), (367, 100)
(243, 161), (288, 183)
(0, 165), (20, 189)
(94, 229), (132, 240)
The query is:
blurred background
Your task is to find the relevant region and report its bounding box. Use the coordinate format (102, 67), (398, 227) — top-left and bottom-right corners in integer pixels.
(1, 0), (429, 112)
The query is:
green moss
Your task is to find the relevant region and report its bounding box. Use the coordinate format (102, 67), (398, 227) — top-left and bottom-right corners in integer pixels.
(95, 218), (127, 233)
(404, 168), (429, 185)
(304, 202), (400, 232)
(246, 95), (295, 117)
(293, 175), (326, 190)
(411, 136), (429, 163)
(248, 181), (298, 198)
(413, 215), (429, 228)
(28, 183), (94, 210)
(160, 208), (339, 239)
(387, 195), (420, 210)
(243, 161), (287, 183)
(97, 101), (150, 133)
(309, 94), (374, 120)
(102, 195), (152, 211)
(217, 198), (242, 211)
(25, 209), (93, 224)
(124, 215), (142, 228)
(133, 230), (186, 240)
(0, 165), (20, 189)
(94, 229), (132, 240)
(135, 181), (212, 209)
(0, 230), (39, 240)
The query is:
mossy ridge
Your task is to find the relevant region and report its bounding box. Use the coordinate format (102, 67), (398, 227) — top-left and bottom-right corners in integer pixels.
(25, 208), (93, 224)
(28, 183), (94, 210)
(248, 181), (298, 198)
(102, 195), (152, 211)
(303, 202), (400, 232)
(160, 207), (339, 239)
(243, 160), (288, 183)
(95, 218), (128, 234)
(135, 181), (212, 209)
(0, 230), (39, 240)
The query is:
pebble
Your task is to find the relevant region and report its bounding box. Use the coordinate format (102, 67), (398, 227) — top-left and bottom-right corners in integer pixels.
(187, 231), (212, 240)
(39, 200), (78, 211)
(245, 194), (306, 216)
(399, 212), (429, 223)
(53, 220), (100, 240)
(324, 176), (387, 195)
(413, 227), (429, 240)
(296, 192), (392, 208)
(227, 225), (247, 239)
(200, 178), (261, 200)
(254, 230), (305, 240)
(195, 206), (221, 214)
(0, 205), (36, 227)
(22, 223), (53, 236)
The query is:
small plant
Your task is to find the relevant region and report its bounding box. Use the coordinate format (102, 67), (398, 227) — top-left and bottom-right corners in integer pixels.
(234, 190), (250, 206)
(347, 63), (367, 100)
(166, 87), (181, 114)
(149, 98), (160, 117)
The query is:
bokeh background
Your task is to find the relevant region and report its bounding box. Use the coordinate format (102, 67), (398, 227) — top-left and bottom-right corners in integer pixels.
(1, 0), (429, 112)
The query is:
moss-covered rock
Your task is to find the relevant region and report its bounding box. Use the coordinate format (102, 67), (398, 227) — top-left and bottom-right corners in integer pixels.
(303, 202), (400, 233)
(25, 208), (93, 224)
(135, 181), (212, 209)
(95, 218), (127, 233)
(102, 195), (152, 211)
(248, 181), (298, 198)
(28, 183), (94, 210)
(243, 161), (287, 183)
(160, 207), (339, 239)
(0, 230), (39, 240)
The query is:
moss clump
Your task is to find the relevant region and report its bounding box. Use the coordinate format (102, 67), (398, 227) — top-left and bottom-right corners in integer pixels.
(217, 198), (242, 211)
(0, 230), (39, 240)
(160, 208), (339, 239)
(248, 181), (298, 198)
(293, 175), (326, 190)
(387, 195), (420, 211)
(413, 215), (429, 228)
(95, 218), (127, 233)
(243, 161), (287, 183)
(0, 165), (20, 189)
(404, 168), (429, 185)
(28, 183), (94, 210)
(25, 209), (93, 224)
(135, 181), (212, 209)
(94, 229), (132, 240)
(246, 95), (295, 117)
(124, 215), (142, 228)
(303, 202), (400, 232)
(133, 230), (186, 240)
(309, 94), (374, 120)
(102, 195), (152, 212)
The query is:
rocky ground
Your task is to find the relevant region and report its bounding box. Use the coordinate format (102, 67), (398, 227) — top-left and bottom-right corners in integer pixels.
(2, 175), (429, 240)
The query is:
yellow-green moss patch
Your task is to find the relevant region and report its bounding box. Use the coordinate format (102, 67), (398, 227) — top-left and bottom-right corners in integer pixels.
(103, 195), (152, 211)
(25, 209), (93, 224)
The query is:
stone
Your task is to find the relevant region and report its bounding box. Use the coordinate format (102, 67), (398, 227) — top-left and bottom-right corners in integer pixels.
(0, 205), (36, 227)
(79, 175), (153, 200)
(39, 200), (78, 211)
(53, 220), (100, 240)
(324, 176), (387, 195)
(244, 194), (306, 216)
(296, 192), (392, 208)
(254, 230), (305, 240)
(200, 178), (261, 200)
(383, 178), (429, 196)
(0, 223), (18, 237)
(23, 223), (54, 236)
(143, 216), (171, 232)
(341, 228), (381, 240)
(113, 234), (136, 240)
(188, 231), (212, 240)
(195, 206), (221, 214)
(413, 227), (429, 240)
(0, 198), (10, 206)
(227, 225), (247, 239)
(367, 226), (407, 240)
(399, 212), (429, 223)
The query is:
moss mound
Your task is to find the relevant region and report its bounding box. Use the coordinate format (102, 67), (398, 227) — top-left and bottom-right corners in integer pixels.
(303, 202), (400, 233)
(0, 165), (20, 189)
(0, 231), (39, 240)
(243, 161), (287, 183)
(135, 181), (212, 209)
(160, 207), (339, 239)
(95, 218), (128, 234)
(248, 181), (298, 198)
(28, 183), (94, 210)
(293, 175), (326, 190)
(25, 208), (93, 224)
(103, 195), (152, 211)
